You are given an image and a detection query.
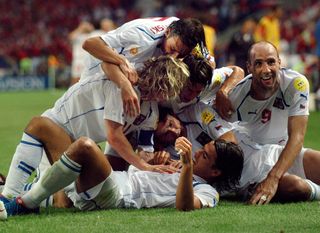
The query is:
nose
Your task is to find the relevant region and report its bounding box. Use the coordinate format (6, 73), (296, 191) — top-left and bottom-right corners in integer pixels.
(168, 127), (181, 136)
(261, 61), (271, 73)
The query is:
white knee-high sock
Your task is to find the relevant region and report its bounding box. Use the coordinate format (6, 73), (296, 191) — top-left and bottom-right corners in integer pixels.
(2, 133), (43, 198)
(22, 153), (81, 208)
(305, 179), (320, 201)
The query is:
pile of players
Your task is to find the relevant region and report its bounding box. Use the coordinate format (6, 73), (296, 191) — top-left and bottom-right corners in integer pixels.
(0, 16), (319, 220)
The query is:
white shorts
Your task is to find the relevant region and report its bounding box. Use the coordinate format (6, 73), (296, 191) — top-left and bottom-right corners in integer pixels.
(239, 144), (307, 189)
(65, 171), (128, 211)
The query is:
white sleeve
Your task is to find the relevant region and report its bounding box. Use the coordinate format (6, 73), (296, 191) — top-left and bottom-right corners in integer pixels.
(209, 67), (232, 90)
(285, 76), (310, 117)
(100, 27), (143, 49)
(103, 82), (125, 125)
(193, 183), (219, 208)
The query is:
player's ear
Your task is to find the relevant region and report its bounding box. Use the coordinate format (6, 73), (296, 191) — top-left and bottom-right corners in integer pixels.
(246, 61), (251, 74)
(210, 168), (221, 178)
(165, 28), (172, 37)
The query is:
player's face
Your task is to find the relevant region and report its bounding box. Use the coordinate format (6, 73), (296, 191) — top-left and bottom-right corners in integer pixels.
(179, 82), (204, 103)
(193, 141), (219, 180)
(247, 44), (280, 98)
(162, 34), (190, 58)
(155, 115), (183, 145)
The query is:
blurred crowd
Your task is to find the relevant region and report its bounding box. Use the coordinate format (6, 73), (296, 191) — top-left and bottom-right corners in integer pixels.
(0, 0), (320, 93)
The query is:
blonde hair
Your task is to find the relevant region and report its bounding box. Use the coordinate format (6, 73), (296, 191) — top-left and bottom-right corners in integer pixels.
(137, 56), (189, 101)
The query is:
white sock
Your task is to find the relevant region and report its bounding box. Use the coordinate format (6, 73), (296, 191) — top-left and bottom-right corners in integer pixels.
(22, 153), (81, 208)
(305, 179), (320, 201)
(22, 182), (53, 208)
(2, 133), (43, 198)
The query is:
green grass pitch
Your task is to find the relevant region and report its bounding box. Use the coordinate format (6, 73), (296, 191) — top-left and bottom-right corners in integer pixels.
(0, 90), (319, 232)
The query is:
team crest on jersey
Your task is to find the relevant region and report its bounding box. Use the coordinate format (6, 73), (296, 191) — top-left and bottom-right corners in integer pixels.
(293, 77), (308, 92)
(130, 47), (138, 55)
(272, 97), (284, 110)
(201, 109), (215, 124)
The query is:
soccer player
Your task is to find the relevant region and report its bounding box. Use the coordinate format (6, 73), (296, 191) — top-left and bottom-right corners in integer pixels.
(0, 136), (244, 218)
(82, 17), (207, 118)
(227, 41), (311, 204)
(160, 54), (244, 116)
(153, 103), (320, 204)
(0, 56), (188, 202)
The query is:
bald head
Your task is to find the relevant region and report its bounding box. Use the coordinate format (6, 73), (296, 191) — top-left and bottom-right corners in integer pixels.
(247, 41), (279, 64)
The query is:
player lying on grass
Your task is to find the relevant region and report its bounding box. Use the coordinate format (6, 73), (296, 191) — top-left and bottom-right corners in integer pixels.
(0, 56), (188, 204)
(0, 136), (243, 219)
(152, 103), (320, 204)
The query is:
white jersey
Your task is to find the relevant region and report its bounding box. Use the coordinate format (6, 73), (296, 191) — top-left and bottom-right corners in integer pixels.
(165, 102), (234, 159)
(162, 67), (233, 113)
(42, 73), (158, 144)
(228, 68), (309, 145)
(81, 17), (179, 79)
(67, 167), (219, 210)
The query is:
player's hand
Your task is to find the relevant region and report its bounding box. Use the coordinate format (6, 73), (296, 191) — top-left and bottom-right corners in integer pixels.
(121, 83), (140, 118)
(167, 159), (182, 169)
(215, 89), (234, 120)
(153, 151), (170, 165)
(175, 137), (193, 165)
(249, 175), (279, 205)
(119, 58), (139, 85)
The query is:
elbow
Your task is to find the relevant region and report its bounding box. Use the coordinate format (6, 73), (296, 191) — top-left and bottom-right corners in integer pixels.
(82, 37), (96, 52)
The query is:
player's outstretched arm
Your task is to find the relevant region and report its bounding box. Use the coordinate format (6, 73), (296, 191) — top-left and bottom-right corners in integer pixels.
(175, 137), (201, 211)
(106, 120), (177, 173)
(250, 115), (308, 205)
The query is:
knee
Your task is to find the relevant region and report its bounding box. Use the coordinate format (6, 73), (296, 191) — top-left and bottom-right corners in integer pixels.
(26, 116), (51, 135)
(75, 137), (96, 154)
(277, 175), (310, 201)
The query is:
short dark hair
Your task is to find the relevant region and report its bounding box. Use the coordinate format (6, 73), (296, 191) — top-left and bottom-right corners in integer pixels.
(158, 106), (175, 122)
(212, 139), (244, 192)
(168, 18), (205, 50)
(183, 54), (212, 86)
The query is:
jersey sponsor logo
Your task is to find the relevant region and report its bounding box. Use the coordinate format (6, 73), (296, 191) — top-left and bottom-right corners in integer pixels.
(300, 93), (308, 100)
(272, 97), (284, 110)
(129, 47), (138, 55)
(201, 109), (215, 124)
(195, 131), (213, 146)
(293, 77), (308, 92)
(300, 104), (306, 109)
(215, 124), (222, 130)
